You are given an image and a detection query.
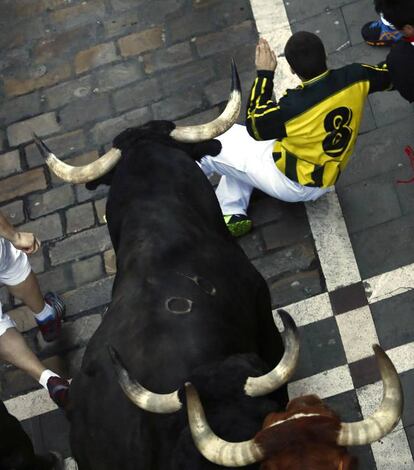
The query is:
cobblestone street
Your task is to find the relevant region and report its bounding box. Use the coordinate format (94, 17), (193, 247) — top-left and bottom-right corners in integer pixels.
(0, 0), (414, 468)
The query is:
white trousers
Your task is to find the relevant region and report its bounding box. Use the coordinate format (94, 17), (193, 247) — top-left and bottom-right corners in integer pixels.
(0, 238), (32, 336)
(199, 125), (331, 216)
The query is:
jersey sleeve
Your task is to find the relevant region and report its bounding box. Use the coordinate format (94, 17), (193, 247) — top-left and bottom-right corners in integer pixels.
(245, 71), (287, 141)
(361, 63), (392, 94)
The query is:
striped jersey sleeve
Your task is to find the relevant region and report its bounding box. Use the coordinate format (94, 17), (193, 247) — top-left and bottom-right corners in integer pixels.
(246, 70), (288, 141)
(361, 63), (392, 94)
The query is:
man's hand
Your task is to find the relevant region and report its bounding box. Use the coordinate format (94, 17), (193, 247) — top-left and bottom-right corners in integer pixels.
(11, 232), (41, 254)
(255, 38), (277, 72)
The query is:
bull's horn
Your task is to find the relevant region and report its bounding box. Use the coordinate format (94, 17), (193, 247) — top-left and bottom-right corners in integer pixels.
(33, 133), (121, 184)
(337, 345), (403, 446)
(169, 60), (241, 143)
(107, 344), (182, 414)
(244, 309), (299, 397)
(185, 383), (264, 466)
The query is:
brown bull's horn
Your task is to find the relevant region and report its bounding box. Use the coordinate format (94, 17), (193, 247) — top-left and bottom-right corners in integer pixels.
(185, 383), (264, 467)
(107, 344), (182, 414)
(337, 345), (403, 446)
(244, 309), (299, 397)
(33, 133), (121, 184)
(169, 59), (241, 143)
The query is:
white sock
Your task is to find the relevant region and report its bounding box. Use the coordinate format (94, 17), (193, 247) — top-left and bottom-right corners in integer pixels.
(380, 13), (395, 28)
(34, 302), (54, 322)
(39, 369), (60, 389)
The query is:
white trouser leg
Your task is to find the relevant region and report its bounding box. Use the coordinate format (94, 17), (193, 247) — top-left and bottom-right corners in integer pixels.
(199, 124), (331, 215)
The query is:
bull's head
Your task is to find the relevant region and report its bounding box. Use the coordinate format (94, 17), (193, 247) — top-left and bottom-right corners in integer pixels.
(185, 345), (403, 469)
(107, 309), (300, 413)
(33, 61), (241, 184)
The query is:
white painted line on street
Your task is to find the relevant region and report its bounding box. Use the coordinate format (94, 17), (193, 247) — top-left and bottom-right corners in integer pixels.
(365, 262), (414, 304)
(335, 306), (379, 363)
(273, 292), (333, 329)
(288, 364), (354, 400)
(4, 387), (57, 421)
(305, 191), (361, 291)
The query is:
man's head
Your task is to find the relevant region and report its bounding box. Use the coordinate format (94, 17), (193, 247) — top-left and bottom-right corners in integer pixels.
(284, 31), (327, 80)
(379, 0), (414, 35)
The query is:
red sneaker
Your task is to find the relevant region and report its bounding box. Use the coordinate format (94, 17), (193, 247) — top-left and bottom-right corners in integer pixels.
(47, 376), (70, 409)
(36, 292), (66, 342)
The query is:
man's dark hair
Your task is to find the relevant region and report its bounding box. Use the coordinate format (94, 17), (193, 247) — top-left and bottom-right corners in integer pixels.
(376, 0), (414, 28)
(284, 32), (327, 80)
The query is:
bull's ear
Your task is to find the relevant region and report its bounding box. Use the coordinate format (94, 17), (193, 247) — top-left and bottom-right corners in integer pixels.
(112, 121), (176, 151)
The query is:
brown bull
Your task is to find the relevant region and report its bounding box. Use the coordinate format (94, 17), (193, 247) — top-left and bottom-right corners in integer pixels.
(185, 345), (403, 470)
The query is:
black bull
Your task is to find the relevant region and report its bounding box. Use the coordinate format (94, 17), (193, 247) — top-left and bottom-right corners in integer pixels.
(63, 122), (290, 469)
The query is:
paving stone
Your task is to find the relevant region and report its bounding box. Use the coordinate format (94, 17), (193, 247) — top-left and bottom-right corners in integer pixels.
(370, 290), (414, 351)
(3, 64), (71, 98)
(28, 185), (75, 219)
(369, 91), (414, 128)
(37, 314), (102, 352)
(7, 112), (60, 147)
(48, 0), (106, 31)
(152, 88), (203, 120)
(159, 59), (214, 95)
(71, 255), (104, 286)
(59, 93), (112, 131)
(249, 197), (287, 226)
(237, 230), (265, 260)
(174, 106), (220, 126)
(195, 21), (256, 58)
(328, 40), (387, 69)
(0, 287), (11, 310)
(0, 92), (41, 126)
(33, 24), (99, 66)
(341, 0), (377, 46)
(61, 277), (114, 317)
(75, 183), (109, 204)
(66, 202), (95, 233)
(290, 9), (349, 55)
(49, 225), (112, 266)
(0, 150), (21, 178)
(90, 106), (151, 145)
(269, 269), (324, 308)
(292, 317), (346, 381)
(113, 77), (162, 112)
(0, 168), (47, 204)
(25, 129), (87, 168)
(1, 368), (40, 400)
(205, 68), (254, 107)
(0, 0), (69, 21)
(262, 206), (312, 251)
(94, 198), (107, 224)
(95, 61), (144, 93)
(351, 213), (414, 279)
(337, 118), (413, 188)
(0, 129), (6, 151)
(252, 241), (316, 281)
(110, 0), (146, 11)
(103, 249), (116, 274)
(18, 213), (63, 242)
(168, 0), (252, 43)
(27, 249), (45, 274)
(44, 75), (93, 110)
(358, 101), (376, 135)
(118, 27), (164, 57)
(7, 306), (37, 333)
(143, 42), (193, 74)
(0, 200), (25, 225)
(213, 43), (256, 79)
(75, 42), (118, 75)
(338, 173), (402, 234)
(39, 408), (71, 458)
(106, 0), (185, 34)
(283, 0), (355, 22)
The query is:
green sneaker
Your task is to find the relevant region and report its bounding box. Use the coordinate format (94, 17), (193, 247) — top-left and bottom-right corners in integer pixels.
(224, 214), (252, 237)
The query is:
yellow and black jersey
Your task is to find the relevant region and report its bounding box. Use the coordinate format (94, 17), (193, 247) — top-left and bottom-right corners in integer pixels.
(246, 64), (391, 188)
